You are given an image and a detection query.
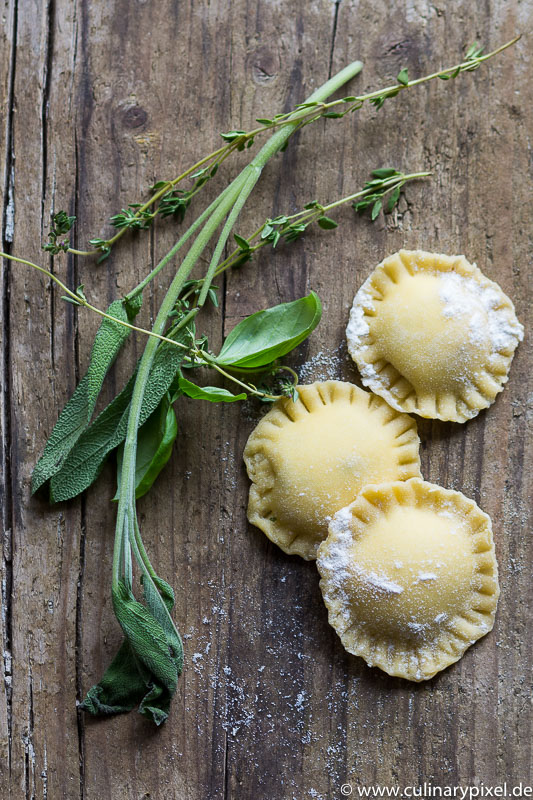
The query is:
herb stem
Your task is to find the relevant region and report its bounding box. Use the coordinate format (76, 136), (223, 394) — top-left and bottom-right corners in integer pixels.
(113, 59), (365, 594)
(323, 171), (431, 212)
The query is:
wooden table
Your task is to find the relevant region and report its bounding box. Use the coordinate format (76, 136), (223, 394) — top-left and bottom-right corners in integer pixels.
(1, 2), (531, 797)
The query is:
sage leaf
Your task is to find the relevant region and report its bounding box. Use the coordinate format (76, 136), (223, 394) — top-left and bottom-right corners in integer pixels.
(113, 579), (179, 693)
(80, 638), (147, 717)
(215, 292), (322, 369)
(49, 329), (188, 502)
(87, 298), (140, 414)
(81, 574), (182, 724)
(31, 375), (91, 494)
(31, 296), (142, 495)
(178, 375), (246, 403)
(141, 572), (183, 670)
(114, 393), (178, 501)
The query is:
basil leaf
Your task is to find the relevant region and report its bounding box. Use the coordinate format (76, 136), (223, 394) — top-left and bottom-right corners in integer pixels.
(114, 393), (178, 501)
(215, 292), (322, 369)
(178, 376), (246, 403)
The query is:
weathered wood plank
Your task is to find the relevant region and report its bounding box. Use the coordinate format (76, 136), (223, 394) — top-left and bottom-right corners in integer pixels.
(0, 0), (16, 789)
(2, 0), (83, 797)
(1, 0), (531, 798)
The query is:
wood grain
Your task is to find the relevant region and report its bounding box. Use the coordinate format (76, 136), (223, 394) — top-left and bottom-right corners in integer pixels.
(1, 1), (531, 798)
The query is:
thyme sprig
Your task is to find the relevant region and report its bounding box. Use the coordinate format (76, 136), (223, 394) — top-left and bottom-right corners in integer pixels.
(53, 36), (518, 261)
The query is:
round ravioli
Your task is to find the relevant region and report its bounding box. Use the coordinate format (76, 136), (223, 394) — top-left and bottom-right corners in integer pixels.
(346, 250), (524, 422)
(317, 479), (499, 681)
(243, 381), (421, 560)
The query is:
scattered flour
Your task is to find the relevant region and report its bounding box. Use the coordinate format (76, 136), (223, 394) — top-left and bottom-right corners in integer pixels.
(438, 270), (524, 351)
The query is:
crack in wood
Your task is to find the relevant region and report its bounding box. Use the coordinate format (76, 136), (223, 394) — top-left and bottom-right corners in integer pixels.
(23, 660), (36, 800)
(1, 0), (19, 779)
(40, 0), (55, 230)
(328, 0), (342, 79)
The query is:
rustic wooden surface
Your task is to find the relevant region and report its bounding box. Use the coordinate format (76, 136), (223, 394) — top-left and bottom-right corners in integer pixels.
(1, 1), (531, 798)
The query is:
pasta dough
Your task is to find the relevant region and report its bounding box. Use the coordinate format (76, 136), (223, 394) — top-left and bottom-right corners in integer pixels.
(346, 250), (524, 422)
(244, 381), (421, 560)
(317, 478), (499, 681)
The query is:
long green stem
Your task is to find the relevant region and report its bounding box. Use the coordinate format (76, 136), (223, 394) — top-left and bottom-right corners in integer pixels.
(125, 180), (239, 301)
(114, 60), (365, 591)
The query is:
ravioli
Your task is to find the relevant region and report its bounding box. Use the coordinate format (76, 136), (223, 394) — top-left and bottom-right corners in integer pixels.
(346, 250), (524, 422)
(244, 381), (421, 560)
(317, 478), (499, 681)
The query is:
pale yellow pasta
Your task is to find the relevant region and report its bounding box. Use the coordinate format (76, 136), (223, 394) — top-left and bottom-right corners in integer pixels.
(346, 250), (524, 422)
(317, 478), (499, 681)
(244, 381), (421, 560)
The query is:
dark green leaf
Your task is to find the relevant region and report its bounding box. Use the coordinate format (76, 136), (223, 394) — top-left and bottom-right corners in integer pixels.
(322, 111), (344, 119)
(114, 393), (178, 501)
(31, 375), (91, 493)
(231, 251), (252, 269)
(371, 199), (382, 220)
(317, 216), (338, 230)
(52, 210), (76, 235)
(283, 222), (307, 242)
(48, 326), (190, 502)
(216, 292), (322, 369)
(256, 118), (273, 125)
(178, 375), (246, 403)
(207, 287), (219, 308)
(385, 184), (401, 213)
(233, 233), (250, 251)
(438, 72), (451, 80)
(371, 168), (399, 179)
(220, 129), (246, 142)
(397, 68), (409, 86)
(76, 284), (87, 302)
(87, 299), (136, 414)
(150, 181), (170, 192)
(81, 638), (148, 717)
(81, 580), (182, 724)
(124, 291), (143, 319)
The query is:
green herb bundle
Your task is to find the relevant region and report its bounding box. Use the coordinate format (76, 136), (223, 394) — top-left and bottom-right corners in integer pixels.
(1, 36), (518, 725)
